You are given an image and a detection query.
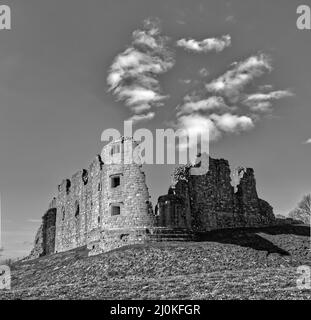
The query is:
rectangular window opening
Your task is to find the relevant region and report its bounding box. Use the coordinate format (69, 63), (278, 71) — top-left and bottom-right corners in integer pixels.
(111, 176), (120, 188)
(111, 205), (121, 216)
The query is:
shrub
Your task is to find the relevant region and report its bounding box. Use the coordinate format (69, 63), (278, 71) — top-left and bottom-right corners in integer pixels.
(289, 194), (311, 225)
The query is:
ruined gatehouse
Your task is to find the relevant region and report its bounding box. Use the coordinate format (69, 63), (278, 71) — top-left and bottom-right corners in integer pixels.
(28, 137), (275, 259)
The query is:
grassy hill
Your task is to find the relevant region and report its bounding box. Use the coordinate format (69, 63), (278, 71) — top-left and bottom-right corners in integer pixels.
(0, 225), (310, 300)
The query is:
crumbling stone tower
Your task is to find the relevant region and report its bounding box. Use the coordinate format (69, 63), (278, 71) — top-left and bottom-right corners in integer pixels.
(54, 137), (156, 255)
(89, 137), (156, 254)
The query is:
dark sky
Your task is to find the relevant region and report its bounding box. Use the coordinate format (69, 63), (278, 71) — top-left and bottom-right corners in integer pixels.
(0, 0), (310, 259)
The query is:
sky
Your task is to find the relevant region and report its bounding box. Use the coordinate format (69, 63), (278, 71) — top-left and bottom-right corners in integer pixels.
(0, 0), (310, 260)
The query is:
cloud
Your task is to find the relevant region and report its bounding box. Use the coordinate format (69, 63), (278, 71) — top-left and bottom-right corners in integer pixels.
(117, 86), (166, 106)
(205, 54), (272, 101)
(178, 79), (192, 85)
(176, 114), (220, 149)
(248, 101), (273, 112)
(107, 18), (175, 123)
(176, 112), (254, 148)
(174, 52), (291, 145)
(130, 103), (152, 114)
(108, 17), (292, 146)
(177, 96), (232, 115)
(209, 113), (254, 133)
(243, 90), (294, 112)
(176, 35), (231, 53)
(225, 15), (236, 24)
(258, 84), (273, 91)
(244, 90), (294, 103)
(304, 138), (311, 144)
(128, 112), (155, 124)
(199, 67), (209, 77)
(176, 94), (253, 144)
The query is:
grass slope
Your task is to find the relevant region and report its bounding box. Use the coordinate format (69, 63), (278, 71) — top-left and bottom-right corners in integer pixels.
(0, 225), (310, 300)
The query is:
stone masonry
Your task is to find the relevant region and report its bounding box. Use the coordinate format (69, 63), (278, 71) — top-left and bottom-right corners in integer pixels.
(28, 198), (57, 259)
(157, 159), (275, 234)
(28, 139), (275, 259)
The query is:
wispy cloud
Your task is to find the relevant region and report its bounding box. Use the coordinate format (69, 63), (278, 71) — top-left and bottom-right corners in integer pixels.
(247, 101), (273, 112)
(128, 112), (155, 124)
(225, 15), (236, 24)
(304, 138), (311, 144)
(177, 96), (232, 115)
(175, 51), (292, 146)
(209, 113), (254, 133)
(108, 16), (292, 144)
(178, 79), (192, 85)
(258, 84), (274, 91)
(176, 92), (253, 146)
(244, 90), (294, 103)
(107, 18), (175, 123)
(176, 114), (219, 149)
(205, 54), (272, 102)
(176, 35), (231, 53)
(176, 112), (254, 146)
(176, 112), (254, 149)
(243, 90), (294, 112)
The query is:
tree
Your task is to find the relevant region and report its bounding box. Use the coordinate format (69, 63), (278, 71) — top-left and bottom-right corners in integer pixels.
(289, 194), (311, 225)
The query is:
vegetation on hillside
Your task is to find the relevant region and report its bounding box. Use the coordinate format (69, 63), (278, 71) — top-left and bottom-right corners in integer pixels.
(0, 225), (310, 300)
(289, 194), (311, 225)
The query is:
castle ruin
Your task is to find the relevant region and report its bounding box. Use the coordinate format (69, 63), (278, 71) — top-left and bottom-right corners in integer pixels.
(28, 137), (275, 259)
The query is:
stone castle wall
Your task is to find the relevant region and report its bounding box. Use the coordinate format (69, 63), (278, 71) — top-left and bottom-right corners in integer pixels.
(28, 199), (57, 259)
(29, 142), (275, 259)
(53, 138), (155, 256)
(88, 138), (155, 255)
(157, 157), (275, 232)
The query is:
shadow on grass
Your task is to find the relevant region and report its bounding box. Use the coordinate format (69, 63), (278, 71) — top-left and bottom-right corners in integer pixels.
(197, 225), (310, 256)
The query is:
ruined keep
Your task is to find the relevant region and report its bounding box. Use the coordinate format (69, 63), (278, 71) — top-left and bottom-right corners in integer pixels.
(157, 160), (275, 233)
(28, 138), (275, 260)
